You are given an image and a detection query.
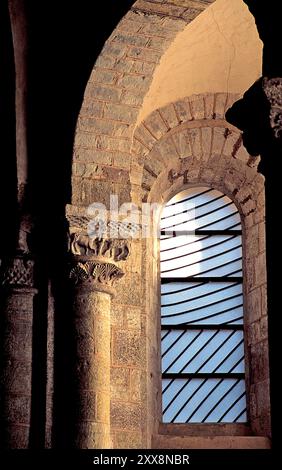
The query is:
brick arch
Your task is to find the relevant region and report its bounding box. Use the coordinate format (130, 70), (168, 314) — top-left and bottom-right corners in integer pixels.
(132, 93), (262, 213)
(143, 97), (270, 445)
(71, 0), (217, 207)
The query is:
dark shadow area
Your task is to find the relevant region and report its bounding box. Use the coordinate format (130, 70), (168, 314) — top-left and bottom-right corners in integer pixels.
(0, 0), (17, 257)
(226, 79), (272, 159)
(2, 0), (280, 450)
(227, 0), (282, 449)
(23, 0), (135, 448)
(244, 0), (282, 77)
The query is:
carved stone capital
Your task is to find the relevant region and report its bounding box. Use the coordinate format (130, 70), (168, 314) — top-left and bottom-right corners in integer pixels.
(68, 234), (129, 291)
(66, 205), (134, 291)
(69, 233), (130, 262)
(66, 204), (141, 238)
(69, 260), (124, 290)
(0, 256), (35, 289)
(263, 77), (282, 140)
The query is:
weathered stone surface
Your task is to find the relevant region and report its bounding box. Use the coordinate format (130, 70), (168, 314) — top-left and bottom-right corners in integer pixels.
(112, 330), (146, 367)
(117, 74), (151, 92)
(111, 402), (143, 428)
(144, 152), (165, 178)
(75, 391), (96, 421)
(115, 273), (142, 306)
(263, 77), (282, 139)
(254, 253), (267, 287)
(111, 32), (149, 48)
(214, 93), (228, 119)
(157, 136), (178, 161)
(0, 283), (36, 449)
(73, 422), (111, 449)
(245, 224), (259, 259)
(127, 47), (160, 63)
(135, 123), (157, 150)
(130, 369), (146, 402)
(102, 42), (128, 60)
(96, 392), (111, 423)
(201, 127), (212, 160)
(246, 287), (262, 324)
(188, 127), (202, 159)
(71, 60), (270, 448)
(80, 100), (104, 118)
(189, 96), (205, 120)
(72, 178), (114, 207)
(153, 435), (270, 449)
(71, 289), (111, 448)
(0, 424), (30, 450)
(111, 368), (131, 401)
(173, 130), (193, 158)
(204, 93), (215, 119)
(88, 85), (122, 102)
(159, 103), (179, 130)
(132, 0), (186, 18)
(111, 430), (143, 449)
(212, 127), (226, 155)
(90, 68), (119, 86)
(120, 90), (143, 106)
(143, 110), (168, 139)
(174, 99), (192, 123)
(250, 341), (269, 384)
(103, 103), (139, 123)
(2, 321), (32, 360)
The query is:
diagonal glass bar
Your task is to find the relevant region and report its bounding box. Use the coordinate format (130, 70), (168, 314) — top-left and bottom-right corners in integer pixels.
(160, 187), (247, 424)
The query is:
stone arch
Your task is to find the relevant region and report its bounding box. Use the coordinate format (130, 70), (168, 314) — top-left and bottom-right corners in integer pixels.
(66, 0), (270, 449)
(71, 0), (219, 207)
(71, 0), (262, 209)
(142, 98), (270, 446)
(132, 93), (261, 206)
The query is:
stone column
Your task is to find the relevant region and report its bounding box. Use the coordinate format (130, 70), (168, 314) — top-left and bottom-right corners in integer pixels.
(67, 216), (130, 448)
(0, 254), (37, 449)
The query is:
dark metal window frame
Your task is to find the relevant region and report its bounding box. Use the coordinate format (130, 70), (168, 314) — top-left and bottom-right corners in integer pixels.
(160, 220), (247, 424)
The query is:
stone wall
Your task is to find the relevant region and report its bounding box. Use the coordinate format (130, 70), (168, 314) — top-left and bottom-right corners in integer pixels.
(66, 92), (271, 448)
(72, 0), (217, 208)
(0, 0), (274, 450)
(138, 94), (270, 447)
(67, 0), (271, 450)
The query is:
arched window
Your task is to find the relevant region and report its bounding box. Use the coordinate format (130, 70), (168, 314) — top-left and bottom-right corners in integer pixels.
(160, 186), (247, 424)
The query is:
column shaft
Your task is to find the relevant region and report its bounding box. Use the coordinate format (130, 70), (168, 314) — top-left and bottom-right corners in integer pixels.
(0, 287), (36, 448)
(71, 287), (111, 448)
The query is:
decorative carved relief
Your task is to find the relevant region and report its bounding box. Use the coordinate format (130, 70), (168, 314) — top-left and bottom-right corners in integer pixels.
(67, 215), (140, 238)
(66, 206), (132, 288)
(69, 261), (124, 286)
(0, 257), (34, 288)
(263, 77), (282, 139)
(69, 233), (130, 261)
(66, 215), (91, 231)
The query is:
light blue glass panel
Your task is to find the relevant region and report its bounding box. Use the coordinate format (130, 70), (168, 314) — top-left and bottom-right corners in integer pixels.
(160, 186), (246, 424)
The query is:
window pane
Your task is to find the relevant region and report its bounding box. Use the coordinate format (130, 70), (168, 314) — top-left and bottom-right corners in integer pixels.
(162, 378), (246, 423)
(160, 187), (247, 424)
(161, 282), (243, 324)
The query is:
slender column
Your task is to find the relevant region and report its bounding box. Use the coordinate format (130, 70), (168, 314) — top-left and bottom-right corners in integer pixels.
(0, 255), (37, 448)
(67, 220), (130, 448)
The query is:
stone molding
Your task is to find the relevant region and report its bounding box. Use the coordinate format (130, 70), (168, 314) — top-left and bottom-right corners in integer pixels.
(263, 77), (282, 139)
(0, 256), (35, 289)
(69, 233), (130, 261)
(66, 205), (131, 289)
(70, 260), (124, 287)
